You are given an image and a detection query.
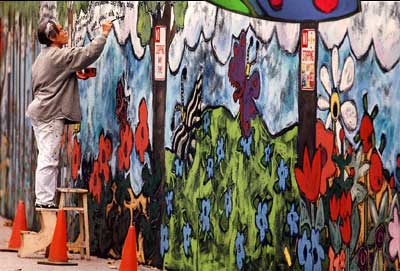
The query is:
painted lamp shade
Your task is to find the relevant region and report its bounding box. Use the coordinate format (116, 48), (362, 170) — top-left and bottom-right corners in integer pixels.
(207, 0), (360, 22)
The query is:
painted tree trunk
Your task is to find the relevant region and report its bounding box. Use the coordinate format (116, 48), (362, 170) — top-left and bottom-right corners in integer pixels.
(297, 22), (318, 167)
(147, 1), (174, 267)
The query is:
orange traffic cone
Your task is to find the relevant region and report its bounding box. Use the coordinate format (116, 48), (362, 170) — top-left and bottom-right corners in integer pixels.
(37, 210), (77, 266)
(0, 200), (28, 252)
(119, 225), (138, 271)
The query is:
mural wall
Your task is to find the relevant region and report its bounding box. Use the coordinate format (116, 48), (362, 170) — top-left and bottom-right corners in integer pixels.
(1, 1), (400, 270)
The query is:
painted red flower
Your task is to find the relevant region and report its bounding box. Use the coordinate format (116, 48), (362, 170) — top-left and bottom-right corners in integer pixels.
(316, 120), (336, 196)
(118, 122), (133, 171)
(71, 137), (81, 181)
(328, 246), (346, 271)
(330, 194), (340, 222)
(369, 149), (383, 193)
(339, 191), (352, 245)
(98, 132), (112, 183)
(135, 99), (149, 163)
(360, 114), (374, 154)
(295, 146), (322, 203)
(89, 161), (102, 204)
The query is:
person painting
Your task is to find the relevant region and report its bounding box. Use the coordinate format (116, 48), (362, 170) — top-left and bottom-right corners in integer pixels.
(26, 18), (112, 209)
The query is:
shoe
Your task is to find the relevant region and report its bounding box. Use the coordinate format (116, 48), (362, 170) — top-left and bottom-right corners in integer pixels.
(35, 203), (58, 209)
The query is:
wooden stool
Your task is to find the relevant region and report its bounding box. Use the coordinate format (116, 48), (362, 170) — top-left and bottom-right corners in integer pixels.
(57, 188), (90, 260)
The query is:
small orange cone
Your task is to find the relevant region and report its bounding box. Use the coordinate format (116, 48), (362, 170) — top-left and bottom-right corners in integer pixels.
(119, 225), (138, 271)
(8, 200), (28, 250)
(37, 210), (77, 266)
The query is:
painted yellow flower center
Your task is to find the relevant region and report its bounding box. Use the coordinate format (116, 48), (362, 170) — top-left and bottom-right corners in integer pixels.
(330, 92), (340, 121)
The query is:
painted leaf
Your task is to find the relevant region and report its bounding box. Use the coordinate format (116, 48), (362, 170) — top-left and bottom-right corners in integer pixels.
(299, 198), (311, 229)
(349, 206), (360, 255)
(329, 220), (342, 254)
(173, 1), (188, 30)
(137, 2), (151, 46)
(315, 198), (325, 231)
(351, 183), (367, 206)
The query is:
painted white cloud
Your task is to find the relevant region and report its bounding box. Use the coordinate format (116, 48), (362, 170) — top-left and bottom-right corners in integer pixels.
(169, 1), (217, 72)
(67, 1), (399, 72)
(170, 3), (299, 70)
(319, 1), (400, 71)
(73, 1), (145, 59)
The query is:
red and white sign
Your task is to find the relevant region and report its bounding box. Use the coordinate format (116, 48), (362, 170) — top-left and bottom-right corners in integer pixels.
(154, 25), (166, 81)
(301, 29), (316, 91)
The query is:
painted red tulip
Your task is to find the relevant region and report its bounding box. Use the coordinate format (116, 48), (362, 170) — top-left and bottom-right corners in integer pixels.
(89, 161), (102, 204)
(71, 137), (81, 181)
(118, 122), (133, 171)
(369, 150), (383, 193)
(339, 191), (352, 245)
(295, 146), (322, 202)
(135, 99), (149, 164)
(98, 132), (112, 182)
(360, 114), (374, 154)
(316, 120), (336, 195)
(340, 215), (351, 246)
(330, 194), (340, 222)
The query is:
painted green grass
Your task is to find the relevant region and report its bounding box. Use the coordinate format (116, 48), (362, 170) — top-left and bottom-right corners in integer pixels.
(164, 106), (299, 270)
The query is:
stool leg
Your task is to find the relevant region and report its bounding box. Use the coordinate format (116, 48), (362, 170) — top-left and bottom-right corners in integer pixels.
(59, 192), (65, 209)
(83, 194), (90, 260)
(79, 196), (85, 259)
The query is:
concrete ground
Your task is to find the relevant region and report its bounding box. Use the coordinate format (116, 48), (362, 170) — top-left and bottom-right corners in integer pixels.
(0, 216), (160, 271)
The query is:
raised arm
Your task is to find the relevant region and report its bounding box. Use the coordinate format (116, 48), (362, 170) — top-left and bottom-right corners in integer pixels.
(65, 20), (113, 72)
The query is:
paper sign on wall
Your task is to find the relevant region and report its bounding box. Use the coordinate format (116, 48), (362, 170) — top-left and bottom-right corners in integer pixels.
(154, 25), (166, 81)
(301, 29), (316, 91)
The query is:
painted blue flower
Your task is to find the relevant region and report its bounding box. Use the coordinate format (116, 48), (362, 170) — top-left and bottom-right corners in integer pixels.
(203, 111), (211, 134)
(206, 156), (214, 179)
(160, 224), (169, 258)
(240, 133), (253, 158)
(165, 191), (173, 217)
(255, 201), (269, 243)
(224, 188), (232, 219)
(297, 229), (325, 271)
(286, 204), (299, 236)
(297, 231), (312, 270)
(277, 159), (289, 191)
(311, 229), (325, 270)
(199, 198), (211, 233)
(264, 143), (271, 165)
(174, 158), (183, 177)
(216, 136), (225, 165)
(183, 222), (192, 256)
(235, 231), (245, 270)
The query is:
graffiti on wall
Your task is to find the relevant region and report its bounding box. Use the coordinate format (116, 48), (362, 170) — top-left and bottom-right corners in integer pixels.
(1, 1), (400, 270)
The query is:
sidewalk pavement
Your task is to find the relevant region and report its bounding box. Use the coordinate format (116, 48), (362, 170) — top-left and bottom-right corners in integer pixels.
(0, 216), (160, 271)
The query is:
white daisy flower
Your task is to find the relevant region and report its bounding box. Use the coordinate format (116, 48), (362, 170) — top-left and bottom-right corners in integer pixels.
(317, 46), (358, 154)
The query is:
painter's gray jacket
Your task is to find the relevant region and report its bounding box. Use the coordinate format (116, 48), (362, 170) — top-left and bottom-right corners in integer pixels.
(26, 34), (107, 123)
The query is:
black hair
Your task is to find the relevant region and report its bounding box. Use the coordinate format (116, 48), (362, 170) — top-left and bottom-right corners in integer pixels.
(37, 18), (59, 46)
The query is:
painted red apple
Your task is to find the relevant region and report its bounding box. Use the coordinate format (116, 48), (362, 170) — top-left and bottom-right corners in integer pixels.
(313, 0), (338, 13)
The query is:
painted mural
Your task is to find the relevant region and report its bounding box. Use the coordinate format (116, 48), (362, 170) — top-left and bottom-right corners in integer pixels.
(1, 1), (400, 270)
